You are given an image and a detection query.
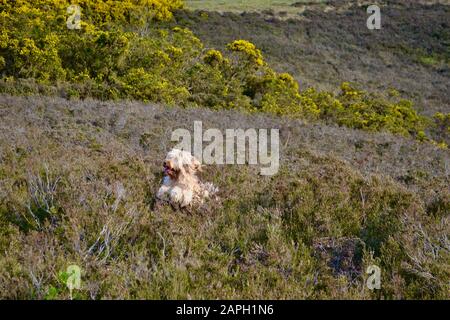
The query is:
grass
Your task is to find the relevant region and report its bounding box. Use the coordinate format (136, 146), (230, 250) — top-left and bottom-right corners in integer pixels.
(0, 94), (448, 299)
(185, 0), (305, 12)
(184, 0), (330, 18)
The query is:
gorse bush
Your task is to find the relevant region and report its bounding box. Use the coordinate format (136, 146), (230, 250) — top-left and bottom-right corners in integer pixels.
(303, 83), (430, 139)
(0, 0), (447, 144)
(0, 0), (192, 104)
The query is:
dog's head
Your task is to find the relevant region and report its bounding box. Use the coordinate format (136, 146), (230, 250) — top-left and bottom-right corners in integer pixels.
(163, 149), (202, 179)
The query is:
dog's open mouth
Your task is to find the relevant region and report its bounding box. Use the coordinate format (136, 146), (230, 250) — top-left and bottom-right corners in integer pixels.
(163, 163), (176, 176)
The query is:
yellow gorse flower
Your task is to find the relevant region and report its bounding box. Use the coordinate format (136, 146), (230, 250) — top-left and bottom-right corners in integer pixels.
(227, 40), (264, 66)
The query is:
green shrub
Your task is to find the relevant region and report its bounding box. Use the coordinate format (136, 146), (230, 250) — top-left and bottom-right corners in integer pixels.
(301, 83), (430, 139)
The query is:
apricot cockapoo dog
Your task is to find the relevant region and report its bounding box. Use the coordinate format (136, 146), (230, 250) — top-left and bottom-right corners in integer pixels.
(157, 149), (218, 208)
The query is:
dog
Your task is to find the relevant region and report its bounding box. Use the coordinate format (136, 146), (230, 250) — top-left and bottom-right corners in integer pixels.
(156, 149), (218, 208)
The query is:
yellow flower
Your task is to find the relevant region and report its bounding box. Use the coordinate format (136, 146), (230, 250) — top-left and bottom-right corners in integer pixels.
(204, 49), (223, 65)
(227, 40), (264, 66)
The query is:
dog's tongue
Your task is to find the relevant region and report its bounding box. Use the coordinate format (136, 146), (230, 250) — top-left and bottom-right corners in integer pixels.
(164, 167), (169, 174)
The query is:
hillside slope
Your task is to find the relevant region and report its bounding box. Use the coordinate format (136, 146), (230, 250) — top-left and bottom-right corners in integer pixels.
(0, 94), (448, 299)
(176, 0), (450, 115)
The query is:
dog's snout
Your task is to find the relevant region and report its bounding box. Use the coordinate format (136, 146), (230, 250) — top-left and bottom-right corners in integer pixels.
(164, 160), (172, 169)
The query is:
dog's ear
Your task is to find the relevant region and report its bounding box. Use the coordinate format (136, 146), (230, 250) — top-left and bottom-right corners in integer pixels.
(192, 157), (202, 172)
(184, 157), (202, 173)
